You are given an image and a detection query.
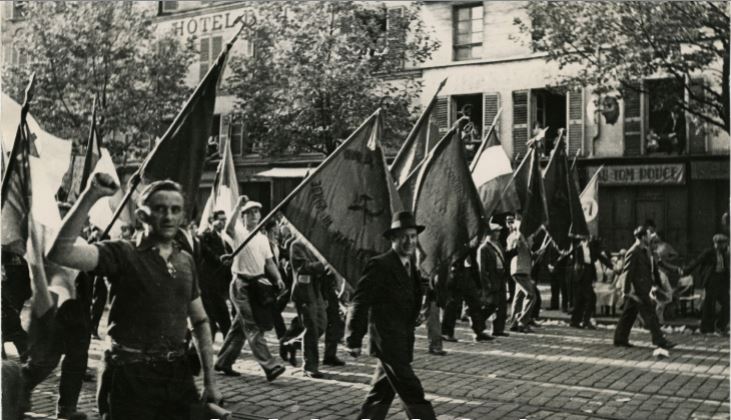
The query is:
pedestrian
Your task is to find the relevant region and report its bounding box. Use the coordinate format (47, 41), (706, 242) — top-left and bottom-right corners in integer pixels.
(506, 214), (538, 333)
(477, 219), (510, 337)
(321, 271), (347, 367)
(1, 250), (30, 362)
(569, 236), (612, 330)
(681, 234), (729, 334)
(199, 210), (234, 339)
(423, 269), (447, 355)
(441, 249), (493, 342)
(46, 175), (222, 419)
(346, 211), (437, 420)
(215, 196), (287, 381)
(613, 226), (676, 349)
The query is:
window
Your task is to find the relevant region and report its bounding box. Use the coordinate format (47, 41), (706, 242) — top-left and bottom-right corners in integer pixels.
(531, 88), (566, 156)
(645, 79), (685, 155)
(161, 1), (178, 13)
(229, 116), (244, 156)
(452, 93), (483, 159)
(453, 4), (483, 61)
(8, 1), (26, 20)
(199, 35), (223, 80)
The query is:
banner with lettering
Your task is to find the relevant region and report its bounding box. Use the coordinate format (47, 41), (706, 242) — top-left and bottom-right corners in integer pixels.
(280, 111), (401, 287)
(413, 128), (485, 277)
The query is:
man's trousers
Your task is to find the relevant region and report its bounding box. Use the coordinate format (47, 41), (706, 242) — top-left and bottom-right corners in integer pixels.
(613, 297), (664, 345)
(357, 358), (436, 420)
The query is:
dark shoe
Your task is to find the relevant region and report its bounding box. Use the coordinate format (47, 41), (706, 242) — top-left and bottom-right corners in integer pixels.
(493, 332), (510, 337)
(322, 357), (346, 367)
(265, 365), (286, 382)
(57, 411), (88, 420)
(583, 322), (597, 330)
(657, 340), (676, 350)
(288, 347), (298, 367)
(214, 365), (241, 377)
(428, 349), (447, 356)
(474, 333), (494, 342)
(569, 322), (584, 329)
(279, 343), (290, 362)
(613, 341), (634, 348)
(519, 325), (534, 334)
(303, 370), (325, 379)
(441, 335), (458, 342)
(509, 325), (520, 332)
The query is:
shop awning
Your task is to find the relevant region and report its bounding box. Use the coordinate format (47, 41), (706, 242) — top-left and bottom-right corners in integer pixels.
(256, 167), (311, 178)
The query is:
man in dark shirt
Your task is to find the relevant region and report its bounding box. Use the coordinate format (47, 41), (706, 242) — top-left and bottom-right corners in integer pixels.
(199, 210), (233, 339)
(47, 175), (221, 419)
(682, 234), (730, 334)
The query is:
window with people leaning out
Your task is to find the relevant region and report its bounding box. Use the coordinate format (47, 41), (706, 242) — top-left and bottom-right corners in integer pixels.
(531, 88), (566, 158)
(452, 94), (483, 161)
(645, 78), (686, 155)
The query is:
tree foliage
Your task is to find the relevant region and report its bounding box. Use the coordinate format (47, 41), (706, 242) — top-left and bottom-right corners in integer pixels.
(226, 1), (440, 156)
(515, 1), (730, 133)
(2, 2), (196, 166)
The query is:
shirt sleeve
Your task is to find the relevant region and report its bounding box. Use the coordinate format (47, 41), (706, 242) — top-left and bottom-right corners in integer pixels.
(260, 235), (273, 260)
(92, 240), (133, 280)
(188, 253), (201, 301)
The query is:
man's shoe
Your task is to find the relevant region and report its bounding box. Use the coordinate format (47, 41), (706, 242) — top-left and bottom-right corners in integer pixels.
(441, 334), (458, 342)
(583, 322), (597, 330)
(265, 365), (286, 382)
(519, 325), (534, 334)
(613, 341), (634, 348)
(214, 365), (241, 377)
(493, 332), (510, 337)
(428, 349), (447, 356)
(569, 322), (583, 329)
(322, 357), (346, 367)
(474, 333), (494, 342)
(288, 347), (298, 367)
(279, 343), (290, 362)
(57, 411), (88, 420)
(303, 370), (325, 379)
(657, 340), (677, 350)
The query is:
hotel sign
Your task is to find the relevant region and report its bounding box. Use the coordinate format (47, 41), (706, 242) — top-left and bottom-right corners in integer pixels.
(170, 10), (256, 37)
(588, 163), (685, 185)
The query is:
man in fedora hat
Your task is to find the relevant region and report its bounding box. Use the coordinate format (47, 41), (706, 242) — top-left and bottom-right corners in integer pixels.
(346, 211), (437, 420)
(477, 218), (510, 337)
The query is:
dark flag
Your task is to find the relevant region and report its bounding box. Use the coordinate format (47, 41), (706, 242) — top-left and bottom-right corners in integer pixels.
(279, 111), (401, 288)
(413, 128), (485, 277)
(390, 78), (446, 187)
(568, 155), (589, 240)
(508, 145), (548, 237)
(140, 37), (231, 218)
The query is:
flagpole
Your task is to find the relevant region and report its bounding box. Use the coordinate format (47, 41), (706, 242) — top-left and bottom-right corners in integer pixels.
(228, 109), (382, 259)
(390, 77), (447, 171)
(570, 147), (581, 171)
(469, 107), (502, 172)
(79, 95), (98, 195)
(1, 73), (35, 204)
(100, 22), (249, 239)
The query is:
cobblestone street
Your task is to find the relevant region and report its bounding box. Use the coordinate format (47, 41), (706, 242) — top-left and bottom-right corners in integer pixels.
(19, 311), (730, 420)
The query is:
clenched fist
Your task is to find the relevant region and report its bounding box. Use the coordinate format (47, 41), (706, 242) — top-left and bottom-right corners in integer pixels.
(88, 173), (118, 198)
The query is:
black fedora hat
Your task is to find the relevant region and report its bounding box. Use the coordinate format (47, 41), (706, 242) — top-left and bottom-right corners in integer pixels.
(383, 211), (425, 238)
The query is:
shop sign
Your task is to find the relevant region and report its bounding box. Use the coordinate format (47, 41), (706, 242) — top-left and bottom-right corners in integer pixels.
(588, 163), (685, 185)
(691, 161), (729, 180)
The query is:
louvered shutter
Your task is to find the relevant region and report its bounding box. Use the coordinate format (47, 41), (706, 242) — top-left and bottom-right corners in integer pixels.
(687, 78), (706, 154)
(199, 38), (210, 81)
(623, 82), (642, 156)
(512, 90), (530, 159)
(482, 92), (500, 135)
(433, 96), (450, 134)
(566, 89), (584, 156)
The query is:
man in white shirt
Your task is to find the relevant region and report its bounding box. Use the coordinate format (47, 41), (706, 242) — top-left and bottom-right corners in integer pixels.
(505, 214), (537, 333)
(215, 196), (286, 381)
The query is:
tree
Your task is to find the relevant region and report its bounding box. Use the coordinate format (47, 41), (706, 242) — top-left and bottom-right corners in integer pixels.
(514, 1), (730, 133)
(2, 2), (196, 166)
(226, 1), (440, 156)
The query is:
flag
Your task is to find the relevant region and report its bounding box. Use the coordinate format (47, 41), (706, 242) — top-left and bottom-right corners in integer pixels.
(568, 162), (589, 240)
(197, 137), (240, 235)
(580, 165), (604, 238)
(140, 38), (232, 219)
(277, 111), (401, 287)
(508, 146), (548, 237)
(543, 137), (573, 250)
(413, 128), (485, 277)
(471, 126), (520, 216)
(390, 78), (446, 187)
(396, 166), (421, 212)
(87, 148), (129, 238)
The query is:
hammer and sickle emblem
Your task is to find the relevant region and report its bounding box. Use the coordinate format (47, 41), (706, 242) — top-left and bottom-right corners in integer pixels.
(348, 193), (384, 225)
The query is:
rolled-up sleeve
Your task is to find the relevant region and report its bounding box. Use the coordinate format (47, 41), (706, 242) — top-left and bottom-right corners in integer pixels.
(92, 240), (133, 280)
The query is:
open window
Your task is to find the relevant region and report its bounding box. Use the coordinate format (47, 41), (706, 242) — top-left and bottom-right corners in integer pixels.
(531, 88), (566, 157)
(451, 94), (483, 158)
(645, 78), (685, 155)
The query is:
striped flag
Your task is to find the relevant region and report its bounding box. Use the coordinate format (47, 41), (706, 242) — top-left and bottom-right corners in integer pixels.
(197, 137), (240, 235)
(471, 123), (520, 216)
(580, 165), (604, 238)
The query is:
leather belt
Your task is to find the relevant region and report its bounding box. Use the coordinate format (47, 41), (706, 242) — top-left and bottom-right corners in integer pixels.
(110, 342), (186, 363)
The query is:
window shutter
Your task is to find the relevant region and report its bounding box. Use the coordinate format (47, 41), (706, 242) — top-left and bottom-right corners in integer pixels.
(199, 38), (210, 81)
(482, 92), (500, 135)
(687, 78), (707, 154)
(512, 90), (530, 159)
(220, 113), (230, 153)
(623, 82), (642, 156)
(566, 89), (584, 156)
(433, 96), (450, 134)
(386, 7), (406, 69)
(212, 36), (223, 62)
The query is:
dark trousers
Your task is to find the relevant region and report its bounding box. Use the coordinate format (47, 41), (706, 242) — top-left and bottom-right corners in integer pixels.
(91, 276), (108, 335)
(442, 278), (484, 337)
(22, 301), (91, 414)
(613, 297), (664, 345)
(1, 291), (28, 361)
(357, 358), (436, 420)
(201, 291), (231, 339)
(571, 268), (596, 325)
(324, 295), (344, 360)
(550, 265), (568, 310)
(99, 354), (198, 420)
(701, 278), (730, 333)
(484, 285), (508, 335)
